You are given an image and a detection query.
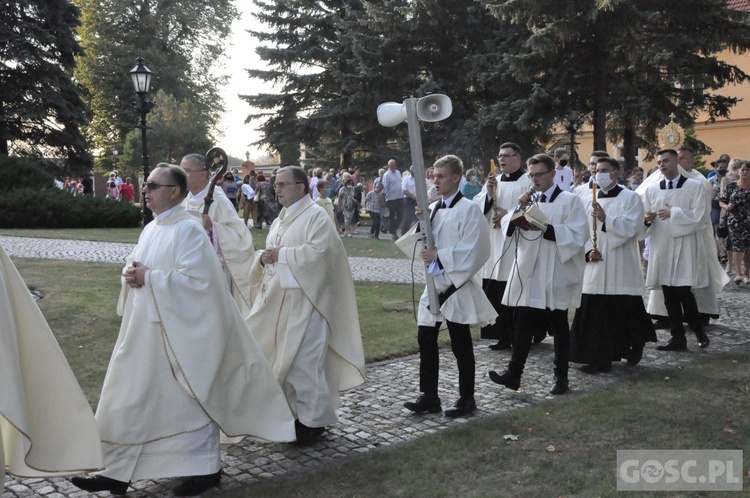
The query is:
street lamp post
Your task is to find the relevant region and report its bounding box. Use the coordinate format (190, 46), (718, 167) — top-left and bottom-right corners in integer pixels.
(129, 56), (155, 225)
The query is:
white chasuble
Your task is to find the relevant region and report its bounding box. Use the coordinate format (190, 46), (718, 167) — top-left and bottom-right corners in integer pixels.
(473, 172), (533, 281)
(417, 197), (497, 327)
(183, 185), (254, 314)
(0, 245), (102, 487)
(246, 196), (366, 425)
(641, 177), (709, 289)
(97, 206), (294, 450)
(579, 186), (646, 296)
(501, 190), (589, 311)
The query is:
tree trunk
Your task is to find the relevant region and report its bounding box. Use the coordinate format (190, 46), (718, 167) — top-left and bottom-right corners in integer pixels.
(622, 119), (637, 172)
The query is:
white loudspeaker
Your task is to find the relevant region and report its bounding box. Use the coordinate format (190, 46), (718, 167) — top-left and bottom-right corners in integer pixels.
(377, 102), (407, 127)
(416, 94), (452, 122)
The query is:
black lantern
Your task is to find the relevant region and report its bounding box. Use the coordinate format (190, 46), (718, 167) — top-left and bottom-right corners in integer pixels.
(129, 56), (156, 224)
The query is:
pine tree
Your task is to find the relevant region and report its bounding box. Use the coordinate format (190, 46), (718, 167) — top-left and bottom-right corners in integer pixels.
(0, 0), (91, 171)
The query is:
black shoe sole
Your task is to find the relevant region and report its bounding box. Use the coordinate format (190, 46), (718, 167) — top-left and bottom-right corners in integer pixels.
(488, 370), (520, 391)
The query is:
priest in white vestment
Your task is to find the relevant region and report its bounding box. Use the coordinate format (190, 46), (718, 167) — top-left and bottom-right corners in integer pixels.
(473, 142), (533, 350)
(489, 154), (588, 395)
(1, 245), (103, 494)
(404, 155), (497, 418)
(636, 147), (729, 324)
(72, 164), (295, 497)
(573, 151), (609, 200)
(640, 149), (711, 351)
(181, 153), (254, 315)
(246, 166), (366, 445)
(570, 157), (656, 374)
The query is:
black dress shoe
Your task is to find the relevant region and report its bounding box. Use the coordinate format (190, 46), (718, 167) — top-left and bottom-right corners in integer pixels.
(488, 370), (521, 391)
(578, 363), (611, 374)
(627, 345), (644, 366)
(656, 339), (687, 351)
(404, 395), (442, 414)
(173, 471), (221, 497)
(550, 377), (569, 395)
(695, 329), (710, 348)
(294, 419), (326, 444)
(444, 396), (477, 418)
(71, 475), (129, 495)
(488, 340), (512, 351)
(532, 333), (546, 344)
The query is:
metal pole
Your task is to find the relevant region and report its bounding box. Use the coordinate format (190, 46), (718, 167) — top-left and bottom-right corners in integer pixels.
(138, 92), (153, 225)
(404, 98), (440, 314)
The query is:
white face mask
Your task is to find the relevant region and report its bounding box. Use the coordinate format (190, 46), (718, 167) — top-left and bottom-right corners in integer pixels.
(595, 172), (612, 187)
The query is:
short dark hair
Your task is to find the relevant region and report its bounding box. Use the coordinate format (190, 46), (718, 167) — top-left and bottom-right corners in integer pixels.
(597, 157), (620, 169)
(658, 148), (678, 157)
(590, 150), (609, 159)
(678, 146), (694, 154)
(155, 163), (188, 199)
(499, 142), (521, 155)
(279, 165), (310, 194)
(527, 153), (555, 171)
(317, 180), (330, 191)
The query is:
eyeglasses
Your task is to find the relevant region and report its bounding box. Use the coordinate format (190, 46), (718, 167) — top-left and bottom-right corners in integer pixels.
(143, 182), (177, 190)
(275, 181), (303, 189)
(183, 169), (205, 174)
(528, 171), (552, 179)
(497, 154), (518, 159)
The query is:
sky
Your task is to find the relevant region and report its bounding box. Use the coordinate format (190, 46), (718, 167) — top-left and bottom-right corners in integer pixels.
(216, 2), (272, 162)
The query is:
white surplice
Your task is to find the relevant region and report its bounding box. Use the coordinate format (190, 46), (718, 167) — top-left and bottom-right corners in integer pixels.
(183, 185), (254, 314)
(246, 196), (366, 428)
(417, 196), (497, 327)
(0, 245), (102, 492)
(95, 206), (294, 481)
(578, 186), (646, 296)
(473, 171), (533, 282)
(501, 189), (589, 310)
(640, 176), (709, 289)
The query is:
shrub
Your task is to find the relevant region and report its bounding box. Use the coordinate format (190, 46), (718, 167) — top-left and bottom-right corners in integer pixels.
(0, 155), (55, 192)
(0, 188), (142, 228)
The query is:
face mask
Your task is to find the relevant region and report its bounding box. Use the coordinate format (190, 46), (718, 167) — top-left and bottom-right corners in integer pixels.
(469, 175), (477, 182)
(595, 172), (612, 187)
(559, 159), (568, 167)
(325, 188), (332, 196)
(718, 169), (728, 177)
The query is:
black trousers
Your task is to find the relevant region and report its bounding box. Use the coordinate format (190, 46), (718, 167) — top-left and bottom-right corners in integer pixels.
(661, 285), (702, 340)
(368, 211), (381, 237)
(480, 279), (514, 342)
(387, 199), (405, 236)
(417, 321), (475, 399)
(508, 307), (569, 379)
(402, 197), (418, 233)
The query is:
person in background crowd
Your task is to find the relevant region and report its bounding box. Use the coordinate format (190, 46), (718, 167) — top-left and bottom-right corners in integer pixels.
(314, 180), (339, 231)
(338, 176), (358, 237)
(720, 161), (750, 285)
(106, 180), (120, 201)
(383, 159), (405, 240)
(722, 159), (743, 275)
(552, 148), (574, 192)
(627, 167), (644, 190)
(241, 174), (256, 229)
(401, 166), (418, 233)
(365, 182), (386, 239)
(119, 177), (135, 203)
(461, 168), (482, 200)
(221, 171), (239, 210)
(255, 174), (279, 229)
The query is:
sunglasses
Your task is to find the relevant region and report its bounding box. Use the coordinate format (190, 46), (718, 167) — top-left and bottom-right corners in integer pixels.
(143, 182), (177, 190)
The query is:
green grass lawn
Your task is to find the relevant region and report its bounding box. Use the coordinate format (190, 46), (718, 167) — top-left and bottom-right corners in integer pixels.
(0, 227), (407, 259)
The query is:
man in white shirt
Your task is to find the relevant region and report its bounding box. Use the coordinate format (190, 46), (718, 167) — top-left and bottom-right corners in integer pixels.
(383, 159), (405, 239)
(402, 165), (418, 232)
(552, 148), (574, 192)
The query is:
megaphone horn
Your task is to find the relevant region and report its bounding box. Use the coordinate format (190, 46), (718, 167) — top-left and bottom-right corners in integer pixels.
(416, 94), (452, 122)
(377, 102), (407, 127)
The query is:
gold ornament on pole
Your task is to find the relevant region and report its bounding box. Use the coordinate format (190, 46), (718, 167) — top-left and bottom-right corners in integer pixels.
(657, 114), (685, 150)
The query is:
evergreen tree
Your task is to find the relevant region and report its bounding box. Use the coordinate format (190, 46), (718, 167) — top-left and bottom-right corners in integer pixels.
(74, 0), (238, 160)
(0, 0), (91, 171)
(483, 0), (750, 161)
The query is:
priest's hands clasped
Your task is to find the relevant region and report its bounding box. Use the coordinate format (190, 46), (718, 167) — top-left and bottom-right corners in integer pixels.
(261, 246), (280, 266)
(123, 261), (148, 288)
